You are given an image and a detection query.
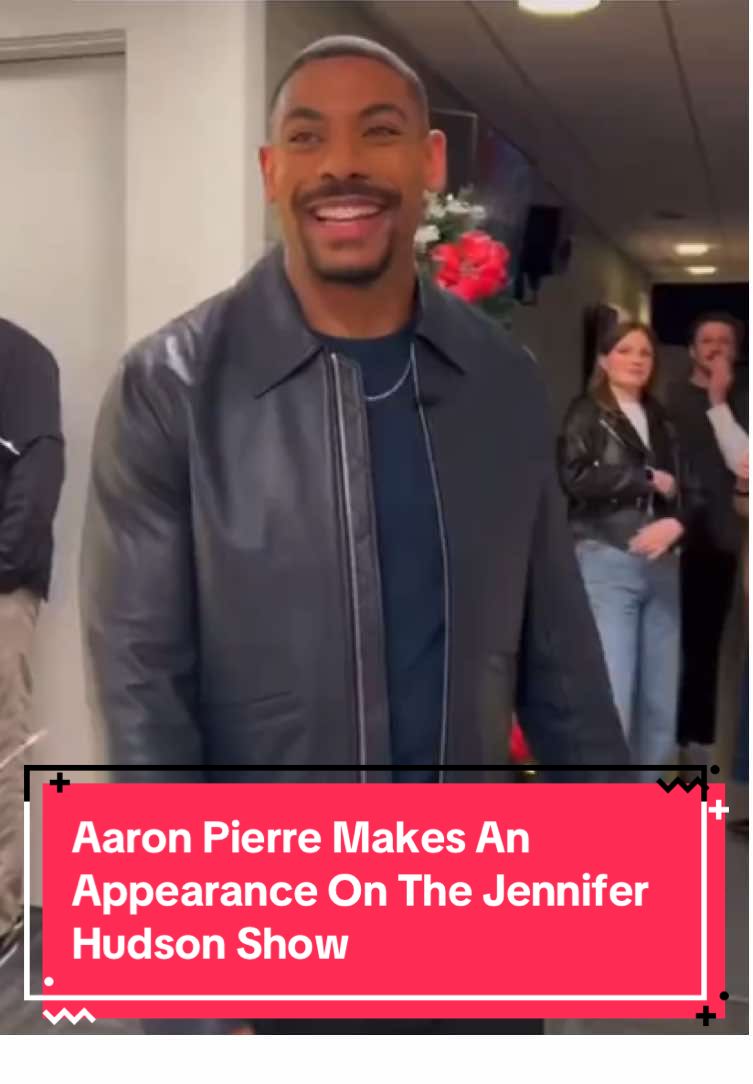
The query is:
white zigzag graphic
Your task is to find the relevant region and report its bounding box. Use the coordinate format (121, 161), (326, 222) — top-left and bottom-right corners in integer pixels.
(42, 1008), (96, 1025)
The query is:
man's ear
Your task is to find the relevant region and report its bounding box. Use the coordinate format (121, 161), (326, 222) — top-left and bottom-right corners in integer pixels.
(424, 129), (447, 194)
(259, 145), (276, 203)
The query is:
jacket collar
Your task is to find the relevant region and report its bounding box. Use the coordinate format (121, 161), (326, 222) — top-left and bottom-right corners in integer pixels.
(227, 246), (469, 398)
(603, 395), (665, 455)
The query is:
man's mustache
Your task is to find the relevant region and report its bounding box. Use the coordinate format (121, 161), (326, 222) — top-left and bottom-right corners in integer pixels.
(295, 181), (402, 213)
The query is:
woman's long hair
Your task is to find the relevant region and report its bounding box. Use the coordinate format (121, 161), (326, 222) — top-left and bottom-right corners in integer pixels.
(589, 320), (660, 411)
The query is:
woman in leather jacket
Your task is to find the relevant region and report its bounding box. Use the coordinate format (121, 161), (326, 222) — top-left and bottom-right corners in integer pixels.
(558, 321), (697, 779)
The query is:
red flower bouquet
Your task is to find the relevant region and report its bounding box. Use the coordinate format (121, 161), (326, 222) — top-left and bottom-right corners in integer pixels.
(432, 231), (510, 303)
(415, 191), (514, 322)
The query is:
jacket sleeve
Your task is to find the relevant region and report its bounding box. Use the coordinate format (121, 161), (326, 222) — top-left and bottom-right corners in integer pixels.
(0, 339), (64, 592)
(80, 352), (206, 783)
(707, 403), (749, 474)
(0, 438), (64, 592)
(671, 437), (706, 533)
(517, 458), (630, 780)
(557, 398), (653, 503)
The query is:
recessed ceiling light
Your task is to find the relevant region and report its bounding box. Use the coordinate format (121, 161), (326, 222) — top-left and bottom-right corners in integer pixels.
(686, 266), (718, 276)
(675, 243), (711, 256)
(517, 0), (601, 15)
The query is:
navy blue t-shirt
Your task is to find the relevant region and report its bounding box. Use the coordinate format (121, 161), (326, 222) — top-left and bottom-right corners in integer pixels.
(321, 327), (445, 782)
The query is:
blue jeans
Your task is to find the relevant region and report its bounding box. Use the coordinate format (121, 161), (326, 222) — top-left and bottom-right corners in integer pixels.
(576, 540), (680, 782)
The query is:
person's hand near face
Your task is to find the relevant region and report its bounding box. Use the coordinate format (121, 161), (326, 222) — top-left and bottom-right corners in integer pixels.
(707, 351), (734, 406)
(690, 320), (738, 404)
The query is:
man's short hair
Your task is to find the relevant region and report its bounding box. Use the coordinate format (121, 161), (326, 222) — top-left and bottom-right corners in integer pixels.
(269, 35), (429, 126)
(689, 310), (745, 347)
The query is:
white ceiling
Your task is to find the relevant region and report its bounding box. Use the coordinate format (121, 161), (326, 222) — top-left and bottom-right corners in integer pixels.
(364, 0), (748, 284)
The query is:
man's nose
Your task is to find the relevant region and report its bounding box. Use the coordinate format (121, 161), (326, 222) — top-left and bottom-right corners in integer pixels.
(318, 133), (368, 181)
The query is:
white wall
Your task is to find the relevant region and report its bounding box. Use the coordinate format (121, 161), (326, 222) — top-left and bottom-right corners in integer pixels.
(0, 0), (269, 902)
(0, 0), (268, 342)
(125, 4), (256, 339)
(0, 52), (127, 902)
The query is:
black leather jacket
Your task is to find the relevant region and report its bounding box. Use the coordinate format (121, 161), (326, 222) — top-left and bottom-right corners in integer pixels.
(0, 319), (64, 597)
(558, 393), (700, 551)
(81, 249), (627, 784)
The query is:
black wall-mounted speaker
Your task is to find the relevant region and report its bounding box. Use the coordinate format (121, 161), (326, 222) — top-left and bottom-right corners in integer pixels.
(515, 205), (571, 302)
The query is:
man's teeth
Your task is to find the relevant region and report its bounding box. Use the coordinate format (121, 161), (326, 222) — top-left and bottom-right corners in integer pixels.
(315, 205), (381, 222)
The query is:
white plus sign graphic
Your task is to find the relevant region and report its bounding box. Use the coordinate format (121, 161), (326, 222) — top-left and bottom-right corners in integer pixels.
(708, 799), (730, 821)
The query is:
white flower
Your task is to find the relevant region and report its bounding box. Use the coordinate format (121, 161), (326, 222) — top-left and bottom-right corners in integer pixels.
(415, 224), (441, 249)
(445, 195), (470, 217)
(423, 193), (442, 218)
(424, 191), (488, 226)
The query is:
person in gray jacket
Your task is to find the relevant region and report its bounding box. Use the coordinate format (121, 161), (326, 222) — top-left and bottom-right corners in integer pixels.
(81, 36), (628, 1032)
(0, 318), (64, 965)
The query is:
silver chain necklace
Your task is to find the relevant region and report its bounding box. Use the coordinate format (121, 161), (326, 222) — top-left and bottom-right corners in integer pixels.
(364, 343), (416, 404)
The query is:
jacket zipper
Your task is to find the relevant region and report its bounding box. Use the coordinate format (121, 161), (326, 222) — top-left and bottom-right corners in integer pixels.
(599, 416), (632, 450)
(329, 353), (368, 783)
(600, 414), (689, 524)
(411, 351), (451, 783)
(598, 417), (653, 516)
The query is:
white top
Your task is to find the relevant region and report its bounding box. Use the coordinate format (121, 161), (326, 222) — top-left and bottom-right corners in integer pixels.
(615, 395), (650, 449)
(707, 403), (749, 475)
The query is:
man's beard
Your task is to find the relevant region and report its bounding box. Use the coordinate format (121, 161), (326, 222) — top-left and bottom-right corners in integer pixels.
(301, 234), (397, 288)
(292, 178), (402, 288)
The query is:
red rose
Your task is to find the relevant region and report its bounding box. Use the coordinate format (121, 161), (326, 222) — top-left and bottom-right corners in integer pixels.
(432, 231), (510, 303)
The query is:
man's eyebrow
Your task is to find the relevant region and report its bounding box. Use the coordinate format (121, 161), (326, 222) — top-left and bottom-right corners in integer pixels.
(280, 106), (325, 126)
(278, 102), (410, 128)
(359, 103), (409, 123)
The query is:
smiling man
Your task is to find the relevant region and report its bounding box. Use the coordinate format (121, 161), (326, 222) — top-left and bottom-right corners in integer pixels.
(81, 37), (627, 1035)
